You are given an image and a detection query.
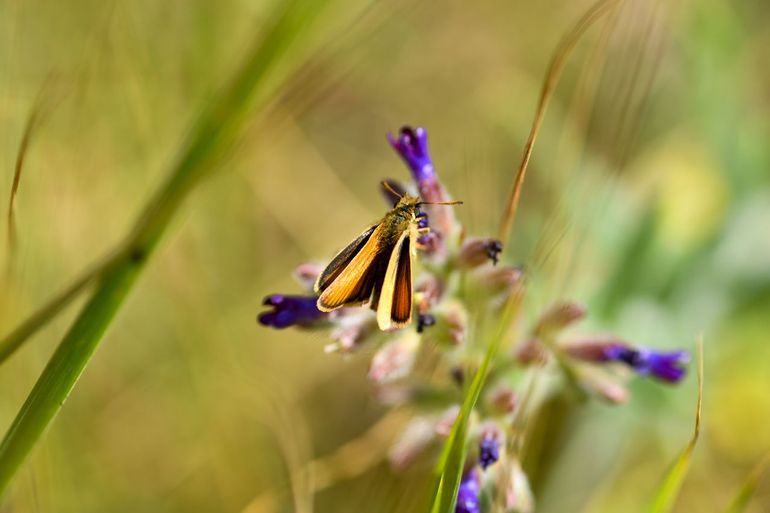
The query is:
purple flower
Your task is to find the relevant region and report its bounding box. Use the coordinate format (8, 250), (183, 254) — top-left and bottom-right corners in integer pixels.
(456, 470), (481, 513)
(388, 126), (434, 184)
(606, 346), (690, 383)
(565, 340), (690, 384)
(258, 294), (326, 329)
(416, 313), (436, 333)
(479, 436), (500, 470)
(387, 126), (458, 255)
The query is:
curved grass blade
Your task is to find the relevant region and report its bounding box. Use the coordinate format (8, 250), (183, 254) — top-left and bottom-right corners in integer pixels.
(6, 84), (50, 260)
(0, 0), (336, 496)
(722, 452), (770, 513)
(0, 253), (113, 364)
(431, 3), (622, 511)
(646, 337), (704, 513)
(497, 0), (620, 246)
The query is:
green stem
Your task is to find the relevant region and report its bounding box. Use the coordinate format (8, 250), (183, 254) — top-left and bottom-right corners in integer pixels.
(0, 254), (113, 364)
(0, 255), (140, 488)
(0, 0), (333, 496)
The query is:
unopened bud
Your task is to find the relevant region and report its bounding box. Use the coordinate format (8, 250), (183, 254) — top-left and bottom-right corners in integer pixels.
(327, 314), (376, 353)
(475, 266), (524, 293)
(368, 331), (420, 383)
(293, 262), (325, 291)
(414, 274), (443, 314)
(435, 405), (461, 438)
(458, 237), (504, 268)
(534, 301), (586, 335)
(486, 385), (517, 415)
(576, 366), (629, 404)
(514, 338), (548, 365)
(504, 458), (535, 513)
(388, 416), (435, 471)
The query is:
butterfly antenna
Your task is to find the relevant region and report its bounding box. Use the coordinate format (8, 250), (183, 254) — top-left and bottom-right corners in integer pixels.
(381, 180), (404, 199)
(419, 200), (463, 206)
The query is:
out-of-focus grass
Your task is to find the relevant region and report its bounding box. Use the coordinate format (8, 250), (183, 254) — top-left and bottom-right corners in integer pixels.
(1, 0), (769, 512)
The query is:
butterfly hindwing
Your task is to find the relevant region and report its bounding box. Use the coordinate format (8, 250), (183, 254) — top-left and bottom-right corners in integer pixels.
(376, 228), (414, 330)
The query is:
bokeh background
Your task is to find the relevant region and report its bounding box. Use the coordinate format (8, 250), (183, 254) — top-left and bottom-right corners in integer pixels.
(1, 0), (769, 511)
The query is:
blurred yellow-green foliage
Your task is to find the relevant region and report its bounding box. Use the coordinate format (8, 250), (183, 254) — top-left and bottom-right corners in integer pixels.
(1, 0), (769, 511)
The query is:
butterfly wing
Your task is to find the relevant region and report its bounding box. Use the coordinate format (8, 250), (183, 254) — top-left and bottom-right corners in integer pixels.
(376, 226), (414, 330)
(316, 223), (392, 311)
(315, 224), (378, 294)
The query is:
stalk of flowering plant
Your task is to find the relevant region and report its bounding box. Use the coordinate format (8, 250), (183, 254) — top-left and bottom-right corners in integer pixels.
(0, 0), (342, 496)
(253, 3), (694, 512)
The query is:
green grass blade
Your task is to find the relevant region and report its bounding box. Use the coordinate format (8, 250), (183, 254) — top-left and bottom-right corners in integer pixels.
(0, 0), (334, 496)
(429, 289), (524, 513)
(0, 257), (139, 493)
(429, 337), (495, 513)
(646, 338), (704, 513)
(722, 453), (770, 513)
(0, 254), (113, 365)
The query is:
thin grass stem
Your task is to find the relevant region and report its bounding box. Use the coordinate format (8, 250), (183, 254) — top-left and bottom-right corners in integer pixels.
(497, 0), (620, 246)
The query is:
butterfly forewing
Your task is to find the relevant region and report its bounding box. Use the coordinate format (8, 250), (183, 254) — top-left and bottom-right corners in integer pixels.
(316, 223), (390, 311)
(315, 224), (378, 293)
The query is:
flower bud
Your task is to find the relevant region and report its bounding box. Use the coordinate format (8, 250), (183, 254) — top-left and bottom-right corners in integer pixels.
(575, 365), (629, 404)
(428, 300), (468, 346)
(414, 274), (444, 315)
(368, 331), (420, 383)
(434, 405), (461, 438)
(534, 301), (586, 335)
(458, 237), (504, 268)
(504, 458), (534, 513)
(388, 416), (435, 471)
(326, 314), (376, 353)
(486, 385), (517, 415)
(514, 338), (548, 366)
(293, 263), (324, 291)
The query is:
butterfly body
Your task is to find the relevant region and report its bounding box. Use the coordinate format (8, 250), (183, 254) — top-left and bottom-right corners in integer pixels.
(314, 195), (424, 331)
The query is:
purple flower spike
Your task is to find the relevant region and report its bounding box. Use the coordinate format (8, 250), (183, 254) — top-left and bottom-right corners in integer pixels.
(456, 470), (481, 513)
(258, 294), (326, 329)
(479, 436), (500, 470)
(605, 346), (690, 383)
(388, 126), (434, 184)
(566, 340), (690, 384)
(388, 125), (458, 256)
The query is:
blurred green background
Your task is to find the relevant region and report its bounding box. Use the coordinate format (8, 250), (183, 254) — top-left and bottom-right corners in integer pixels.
(1, 0), (769, 511)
